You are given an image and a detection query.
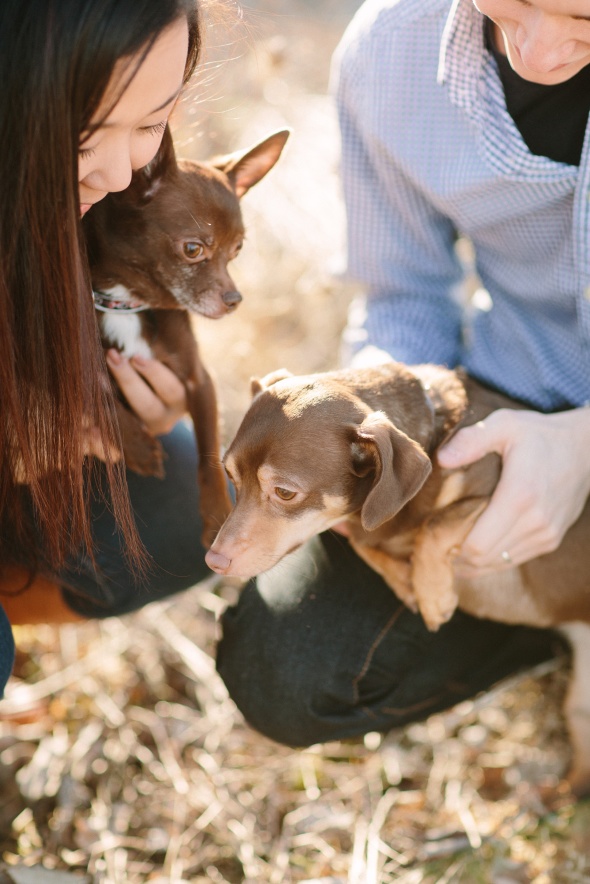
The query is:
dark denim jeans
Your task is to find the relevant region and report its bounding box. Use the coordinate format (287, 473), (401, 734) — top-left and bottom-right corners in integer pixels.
(217, 530), (565, 746)
(0, 607), (13, 696)
(0, 422), (564, 740)
(59, 422), (210, 619)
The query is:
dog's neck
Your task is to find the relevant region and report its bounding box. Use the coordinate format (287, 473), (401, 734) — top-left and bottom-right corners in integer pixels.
(411, 364), (469, 452)
(93, 289), (150, 315)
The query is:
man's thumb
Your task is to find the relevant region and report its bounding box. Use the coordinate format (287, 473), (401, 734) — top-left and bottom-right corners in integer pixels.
(437, 422), (497, 469)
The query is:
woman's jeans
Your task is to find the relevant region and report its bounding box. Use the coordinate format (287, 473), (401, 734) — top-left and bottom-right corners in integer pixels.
(0, 423), (564, 743)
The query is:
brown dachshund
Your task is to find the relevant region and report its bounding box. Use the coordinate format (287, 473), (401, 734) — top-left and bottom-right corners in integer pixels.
(206, 362), (590, 795)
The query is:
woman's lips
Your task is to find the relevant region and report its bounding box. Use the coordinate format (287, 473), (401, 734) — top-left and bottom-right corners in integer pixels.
(80, 193), (107, 216)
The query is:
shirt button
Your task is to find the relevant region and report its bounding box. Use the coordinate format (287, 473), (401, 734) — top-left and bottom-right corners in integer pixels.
(584, 286), (590, 302)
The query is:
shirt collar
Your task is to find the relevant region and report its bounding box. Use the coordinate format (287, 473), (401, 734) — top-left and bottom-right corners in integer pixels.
(436, 0), (577, 185)
(438, 0), (487, 112)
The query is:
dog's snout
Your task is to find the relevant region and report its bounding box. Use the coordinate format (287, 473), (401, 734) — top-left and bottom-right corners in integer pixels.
(205, 548), (232, 574)
(222, 290), (242, 310)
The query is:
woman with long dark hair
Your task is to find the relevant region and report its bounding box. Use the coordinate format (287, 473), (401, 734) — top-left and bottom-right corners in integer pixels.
(0, 0), (209, 693)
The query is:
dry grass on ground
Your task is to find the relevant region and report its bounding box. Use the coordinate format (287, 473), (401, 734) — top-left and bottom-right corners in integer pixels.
(2, 3), (590, 882)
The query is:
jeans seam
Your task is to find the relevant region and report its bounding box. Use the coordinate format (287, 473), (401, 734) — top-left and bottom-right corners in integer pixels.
(351, 605), (404, 705)
(380, 695), (440, 717)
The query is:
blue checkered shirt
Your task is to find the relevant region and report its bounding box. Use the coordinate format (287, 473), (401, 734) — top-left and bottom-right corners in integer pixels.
(334, 0), (590, 411)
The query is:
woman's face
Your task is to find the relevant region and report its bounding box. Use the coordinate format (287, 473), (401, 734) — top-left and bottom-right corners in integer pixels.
(473, 0), (590, 85)
(78, 17), (189, 216)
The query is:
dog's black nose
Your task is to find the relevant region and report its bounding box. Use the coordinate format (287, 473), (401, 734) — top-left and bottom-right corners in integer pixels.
(222, 290), (242, 310)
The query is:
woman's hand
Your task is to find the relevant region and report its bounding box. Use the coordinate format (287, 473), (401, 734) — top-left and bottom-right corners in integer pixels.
(437, 407), (590, 576)
(106, 348), (187, 436)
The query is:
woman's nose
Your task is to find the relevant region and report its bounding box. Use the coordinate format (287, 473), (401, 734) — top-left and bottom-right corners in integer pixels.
(516, 14), (576, 73)
(87, 142), (134, 194)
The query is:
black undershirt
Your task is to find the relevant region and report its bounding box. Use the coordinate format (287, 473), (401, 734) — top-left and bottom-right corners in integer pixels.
(485, 18), (590, 166)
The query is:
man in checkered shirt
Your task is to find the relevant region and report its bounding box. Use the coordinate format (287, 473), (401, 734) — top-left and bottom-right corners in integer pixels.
(218, 0), (590, 746)
(336, 0), (590, 576)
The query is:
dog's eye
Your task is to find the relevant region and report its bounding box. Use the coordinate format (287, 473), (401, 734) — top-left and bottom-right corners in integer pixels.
(275, 487), (296, 501)
(183, 241), (205, 261)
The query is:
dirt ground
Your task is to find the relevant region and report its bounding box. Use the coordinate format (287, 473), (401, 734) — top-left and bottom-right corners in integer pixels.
(1, 2), (590, 882)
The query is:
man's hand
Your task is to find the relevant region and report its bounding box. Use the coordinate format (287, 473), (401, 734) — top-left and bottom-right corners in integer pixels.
(437, 407), (590, 576)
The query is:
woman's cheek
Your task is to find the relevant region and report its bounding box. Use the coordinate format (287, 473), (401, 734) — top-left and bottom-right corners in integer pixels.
(132, 136), (165, 171)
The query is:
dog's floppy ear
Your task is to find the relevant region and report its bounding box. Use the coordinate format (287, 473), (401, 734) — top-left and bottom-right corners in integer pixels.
(214, 129), (290, 199)
(352, 412), (432, 531)
(127, 125), (178, 203)
(251, 368), (293, 398)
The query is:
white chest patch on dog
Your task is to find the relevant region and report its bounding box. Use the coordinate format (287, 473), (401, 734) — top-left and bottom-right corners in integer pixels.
(100, 312), (153, 360)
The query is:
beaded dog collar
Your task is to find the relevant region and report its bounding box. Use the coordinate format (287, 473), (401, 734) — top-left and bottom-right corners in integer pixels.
(93, 290), (150, 314)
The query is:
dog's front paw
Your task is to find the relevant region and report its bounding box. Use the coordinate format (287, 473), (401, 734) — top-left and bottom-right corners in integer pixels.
(418, 595), (458, 632)
(412, 545), (459, 631)
(413, 568), (459, 631)
(349, 541), (418, 612)
(384, 565), (418, 613)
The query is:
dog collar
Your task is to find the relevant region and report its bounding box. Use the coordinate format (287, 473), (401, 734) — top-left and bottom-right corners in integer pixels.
(93, 290), (150, 314)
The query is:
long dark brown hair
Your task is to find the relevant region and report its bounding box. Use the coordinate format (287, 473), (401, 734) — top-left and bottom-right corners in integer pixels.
(0, 0), (202, 575)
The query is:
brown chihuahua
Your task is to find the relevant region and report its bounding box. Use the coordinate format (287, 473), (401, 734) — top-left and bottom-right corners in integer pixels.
(206, 363), (590, 796)
(84, 126), (290, 547)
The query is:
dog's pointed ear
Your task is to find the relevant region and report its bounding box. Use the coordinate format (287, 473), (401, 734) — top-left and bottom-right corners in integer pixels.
(352, 412), (432, 532)
(214, 129), (291, 199)
(251, 368), (293, 398)
(127, 125), (178, 203)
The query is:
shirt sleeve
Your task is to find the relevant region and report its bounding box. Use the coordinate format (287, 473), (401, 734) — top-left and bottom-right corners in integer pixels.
(334, 28), (466, 368)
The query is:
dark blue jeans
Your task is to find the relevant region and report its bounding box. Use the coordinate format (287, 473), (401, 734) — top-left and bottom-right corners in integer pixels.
(59, 422), (210, 619)
(217, 531), (564, 746)
(0, 609), (13, 695)
(0, 423), (564, 742)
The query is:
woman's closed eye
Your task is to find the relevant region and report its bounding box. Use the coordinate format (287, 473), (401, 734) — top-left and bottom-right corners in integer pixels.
(141, 119), (168, 137)
(78, 120), (168, 159)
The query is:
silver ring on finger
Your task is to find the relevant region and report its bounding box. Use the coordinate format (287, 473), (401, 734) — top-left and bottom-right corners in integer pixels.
(501, 550), (512, 564)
